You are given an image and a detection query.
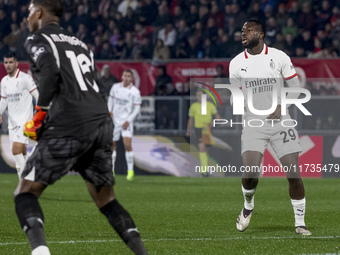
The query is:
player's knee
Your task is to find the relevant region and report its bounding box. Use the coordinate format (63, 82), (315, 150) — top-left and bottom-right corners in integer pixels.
(12, 146), (22, 155)
(124, 144), (132, 151)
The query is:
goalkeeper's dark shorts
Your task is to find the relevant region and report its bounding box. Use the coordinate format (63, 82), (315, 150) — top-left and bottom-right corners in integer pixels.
(21, 117), (115, 187)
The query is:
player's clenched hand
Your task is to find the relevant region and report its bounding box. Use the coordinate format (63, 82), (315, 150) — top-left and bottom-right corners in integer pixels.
(266, 104), (281, 120)
(24, 106), (47, 140)
(122, 121), (130, 130)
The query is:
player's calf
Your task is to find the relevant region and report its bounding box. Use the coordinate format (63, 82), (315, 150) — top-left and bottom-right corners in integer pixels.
(15, 192), (50, 254)
(100, 199), (147, 255)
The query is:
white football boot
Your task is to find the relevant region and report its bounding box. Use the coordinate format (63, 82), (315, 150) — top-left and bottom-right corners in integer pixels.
(295, 226), (312, 235)
(236, 208), (253, 232)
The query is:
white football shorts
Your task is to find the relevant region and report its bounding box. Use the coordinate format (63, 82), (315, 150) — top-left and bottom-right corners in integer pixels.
(241, 119), (302, 158)
(113, 123), (133, 141)
(9, 125), (29, 145)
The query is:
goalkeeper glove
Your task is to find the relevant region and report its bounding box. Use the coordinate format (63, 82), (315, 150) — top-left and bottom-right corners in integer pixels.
(24, 106), (47, 140)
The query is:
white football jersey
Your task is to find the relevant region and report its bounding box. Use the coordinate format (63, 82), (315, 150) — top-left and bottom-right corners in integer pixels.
(229, 44), (297, 120)
(108, 82), (141, 125)
(0, 69), (37, 129)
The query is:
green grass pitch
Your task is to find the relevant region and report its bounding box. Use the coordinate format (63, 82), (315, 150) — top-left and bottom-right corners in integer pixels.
(0, 174), (339, 255)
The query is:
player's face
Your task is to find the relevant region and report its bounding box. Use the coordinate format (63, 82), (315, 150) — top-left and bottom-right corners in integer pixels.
(3, 57), (18, 76)
(241, 22), (262, 49)
(122, 71), (133, 85)
(27, 2), (41, 32)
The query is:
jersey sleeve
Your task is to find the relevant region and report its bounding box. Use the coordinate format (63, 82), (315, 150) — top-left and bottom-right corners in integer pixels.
(25, 33), (60, 109)
(0, 80), (6, 98)
(107, 85), (115, 112)
(24, 74), (37, 93)
(229, 59), (242, 88)
(133, 88), (142, 105)
(280, 51), (297, 80)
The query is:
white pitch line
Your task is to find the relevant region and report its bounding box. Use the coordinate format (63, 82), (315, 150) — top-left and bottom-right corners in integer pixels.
(0, 236), (339, 246)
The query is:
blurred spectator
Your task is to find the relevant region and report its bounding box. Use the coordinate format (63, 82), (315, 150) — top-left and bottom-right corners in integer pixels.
(248, 1), (266, 24)
(308, 41), (338, 58)
(283, 33), (296, 56)
(118, 0), (138, 17)
(190, 21), (203, 43)
(296, 30), (314, 54)
(121, 31), (138, 59)
(209, 3), (224, 29)
(187, 36), (201, 58)
(226, 17), (239, 38)
(260, 0), (276, 13)
(173, 5), (187, 28)
(276, 3), (288, 28)
(135, 37), (153, 59)
(0, 9), (11, 38)
(315, 0), (332, 30)
(298, 2), (316, 33)
(153, 38), (170, 60)
(152, 65), (173, 96)
(93, 35), (103, 59)
(100, 65), (119, 98)
(187, 4), (199, 28)
(223, 3), (232, 31)
(230, 3), (248, 28)
(121, 7), (137, 31)
(99, 40), (114, 59)
(109, 28), (122, 47)
(201, 38), (218, 58)
(229, 31), (244, 58)
(139, 0), (158, 26)
(157, 22), (177, 47)
(134, 22), (152, 46)
(198, 5), (209, 26)
(0, 40), (10, 60)
(295, 46), (307, 57)
(203, 17), (219, 43)
(282, 17), (299, 39)
(15, 19), (29, 60)
(175, 39), (189, 58)
(3, 23), (20, 52)
(113, 37), (125, 59)
(273, 32), (285, 51)
(213, 64), (228, 85)
(265, 16), (279, 46)
(73, 5), (90, 30)
(216, 33), (231, 58)
(288, 1), (301, 23)
(153, 3), (172, 27)
(76, 23), (91, 44)
(176, 19), (190, 44)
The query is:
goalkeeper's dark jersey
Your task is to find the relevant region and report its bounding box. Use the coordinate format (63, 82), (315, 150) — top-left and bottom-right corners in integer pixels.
(25, 23), (109, 138)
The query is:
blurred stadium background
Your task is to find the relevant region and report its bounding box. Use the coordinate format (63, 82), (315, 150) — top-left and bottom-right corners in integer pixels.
(1, 0), (340, 177)
(0, 0), (340, 254)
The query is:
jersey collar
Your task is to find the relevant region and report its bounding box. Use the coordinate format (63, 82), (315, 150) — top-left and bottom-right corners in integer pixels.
(244, 44), (268, 59)
(8, 69), (20, 79)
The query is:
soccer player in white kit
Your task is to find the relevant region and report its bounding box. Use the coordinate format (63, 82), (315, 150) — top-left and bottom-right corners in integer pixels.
(0, 52), (39, 178)
(229, 19), (311, 235)
(107, 69), (141, 180)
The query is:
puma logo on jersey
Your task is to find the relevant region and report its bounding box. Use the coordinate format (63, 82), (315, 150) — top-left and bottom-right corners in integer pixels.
(241, 67), (247, 72)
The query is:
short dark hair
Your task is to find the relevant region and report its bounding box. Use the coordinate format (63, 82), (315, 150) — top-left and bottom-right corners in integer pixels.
(124, 69), (133, 76)
(247, 18), (266, 38)
(32, 0), (63, 18)
(4, 52), (17, 60)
